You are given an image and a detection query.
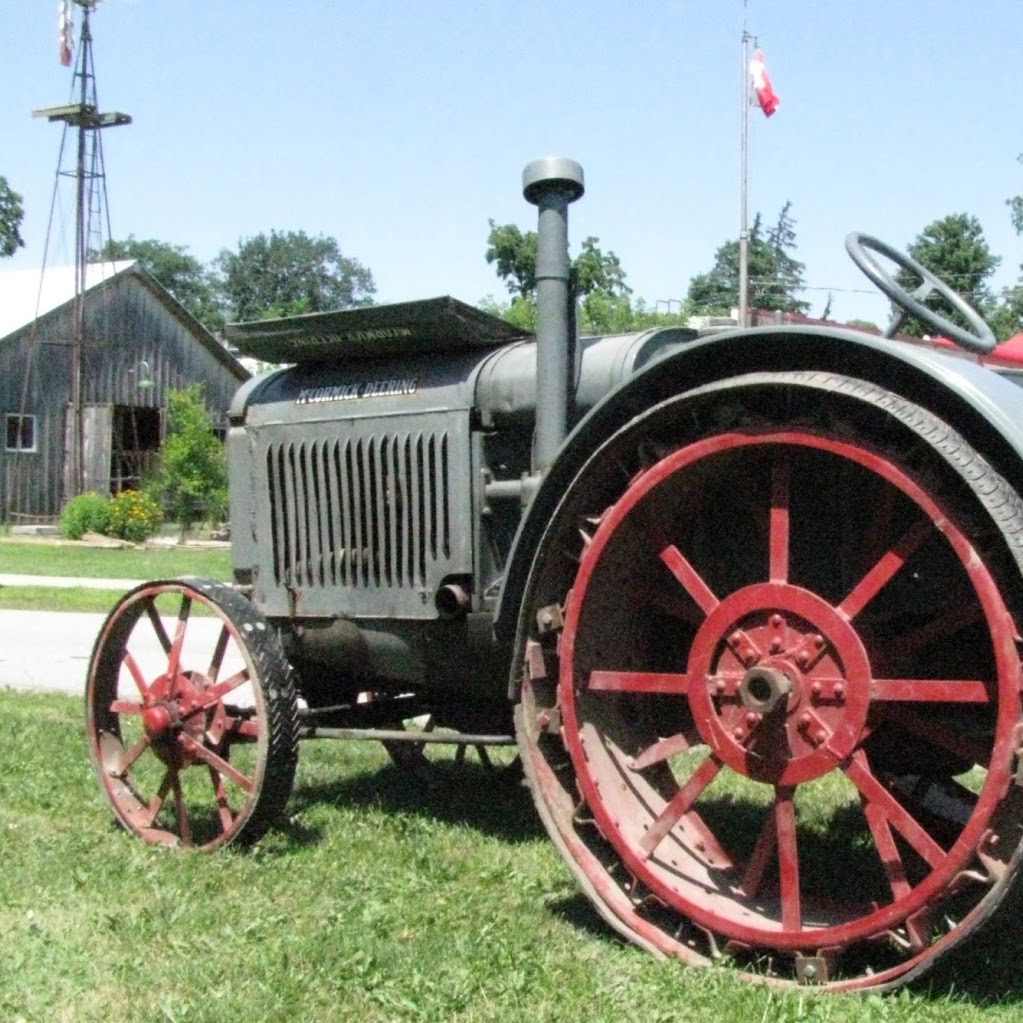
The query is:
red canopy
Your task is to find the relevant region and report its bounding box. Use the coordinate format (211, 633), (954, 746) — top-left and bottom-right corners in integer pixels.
(925, 332), (1023, 367)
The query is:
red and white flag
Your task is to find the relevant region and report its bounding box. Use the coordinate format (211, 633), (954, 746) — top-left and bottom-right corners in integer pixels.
(750, 49), (780, 117)
(59, 0), (74, 67)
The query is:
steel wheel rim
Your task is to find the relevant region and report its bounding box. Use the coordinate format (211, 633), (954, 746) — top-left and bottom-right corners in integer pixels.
(558, 429), (1021, 961)
(87, 582), (271, 849)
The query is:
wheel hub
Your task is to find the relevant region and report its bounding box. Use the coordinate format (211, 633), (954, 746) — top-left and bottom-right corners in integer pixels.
(143, 672), (211, 766)
(687, 582), (872, 786)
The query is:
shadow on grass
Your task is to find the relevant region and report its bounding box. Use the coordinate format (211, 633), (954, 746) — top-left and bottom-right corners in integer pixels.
(544, 890), (623, 944)
(287, 759), (545, 845)
(915, 904), (1023, 1005)
(270, 750), (1023, 1005)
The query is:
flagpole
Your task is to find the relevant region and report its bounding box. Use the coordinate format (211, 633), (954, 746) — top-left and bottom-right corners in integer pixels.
(738, 22), (750, 328)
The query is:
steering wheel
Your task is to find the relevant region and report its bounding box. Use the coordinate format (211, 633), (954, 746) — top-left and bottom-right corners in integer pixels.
(845, 232), (996, 355)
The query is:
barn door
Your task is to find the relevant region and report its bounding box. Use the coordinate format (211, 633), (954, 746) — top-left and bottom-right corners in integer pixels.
(65, 403), (113, 497)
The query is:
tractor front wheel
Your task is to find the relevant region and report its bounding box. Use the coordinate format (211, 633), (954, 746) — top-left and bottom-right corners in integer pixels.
(86, 579), (299, 849)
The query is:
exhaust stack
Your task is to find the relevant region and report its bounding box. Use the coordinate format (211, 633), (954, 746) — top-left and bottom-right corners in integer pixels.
(523, 157), (584, 473)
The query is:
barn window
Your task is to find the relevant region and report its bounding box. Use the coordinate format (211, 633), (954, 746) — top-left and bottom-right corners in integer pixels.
(5, 414), (37, 453)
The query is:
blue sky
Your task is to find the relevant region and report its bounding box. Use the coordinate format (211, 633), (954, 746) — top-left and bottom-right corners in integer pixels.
(3, 0), (1021, 327)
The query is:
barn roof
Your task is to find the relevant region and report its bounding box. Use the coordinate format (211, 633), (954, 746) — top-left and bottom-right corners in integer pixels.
(0, 261), (134, 338)
(0, 260), (247, 381)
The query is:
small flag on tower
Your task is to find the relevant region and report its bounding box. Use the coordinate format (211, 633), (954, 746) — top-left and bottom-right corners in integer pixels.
(750, 49), (779, 117)
(59, 0), (74, 67)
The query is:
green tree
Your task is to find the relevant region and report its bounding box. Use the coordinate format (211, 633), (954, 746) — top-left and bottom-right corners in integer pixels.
(485, 223), (643, 333)
(151, 384), (228, 535)
(215, 230), (375, 323)
(1007, 153), (1023, 235)
(94, 236), (224, 332)
(996, 158), (1023, 341)
(988, 284), (1023, 342)
(686, 203), (809, 318)
(485, 220), (537, 298)
(478, 294), (537, 331)
(894, 213), (1000, 337)
(0, 175), (25, 258)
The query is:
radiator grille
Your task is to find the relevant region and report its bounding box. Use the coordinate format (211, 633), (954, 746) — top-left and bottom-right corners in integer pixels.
(265, 431), (450, 590)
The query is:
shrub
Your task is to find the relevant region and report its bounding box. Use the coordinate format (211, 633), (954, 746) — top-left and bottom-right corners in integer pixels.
(150, 384), (228, 535)
(59, 492), (112, 540)
(106, 489), (163, 543)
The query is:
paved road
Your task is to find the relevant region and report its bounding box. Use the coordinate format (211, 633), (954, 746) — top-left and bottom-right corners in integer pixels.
(1, 605), (230, 697)
(1, 609), (109, 695)
(0, 576), (141, 695)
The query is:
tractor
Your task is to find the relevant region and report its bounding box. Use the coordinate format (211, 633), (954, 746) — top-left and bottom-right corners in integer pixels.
(86, 157), (1023, 992)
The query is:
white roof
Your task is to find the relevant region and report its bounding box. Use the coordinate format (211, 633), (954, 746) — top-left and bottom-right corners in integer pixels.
(0, 261), (136, 339)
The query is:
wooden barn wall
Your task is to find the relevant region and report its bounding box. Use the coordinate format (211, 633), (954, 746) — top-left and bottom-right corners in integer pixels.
(0, 273), (246, 521)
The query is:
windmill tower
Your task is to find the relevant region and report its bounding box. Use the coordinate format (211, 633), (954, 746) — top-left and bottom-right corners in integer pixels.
(32, 0), (131, 503)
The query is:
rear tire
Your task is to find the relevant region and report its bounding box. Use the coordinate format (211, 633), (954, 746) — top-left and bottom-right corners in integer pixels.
(514, 372), (1023, 991)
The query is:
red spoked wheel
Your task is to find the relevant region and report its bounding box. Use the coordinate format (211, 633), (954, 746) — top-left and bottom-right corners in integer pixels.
(515, 373), (1023, 991)
(86, 579), (298, 849)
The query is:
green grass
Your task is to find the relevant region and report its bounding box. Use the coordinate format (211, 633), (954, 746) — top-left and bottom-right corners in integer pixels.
(0, 539), (233, 581)
(2, 690), (1022, 1023)
(0, 585), (130, 614)
(0, 540), (233, 612)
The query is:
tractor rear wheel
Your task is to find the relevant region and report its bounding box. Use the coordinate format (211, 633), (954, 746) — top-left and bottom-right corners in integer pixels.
(515, 372), (1023, 991)
(86, 579), (299, 849)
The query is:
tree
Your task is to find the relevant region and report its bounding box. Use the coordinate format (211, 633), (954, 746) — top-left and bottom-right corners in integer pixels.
(686, 203), (809, 318)
(988, 284), (1023, 342)
(996, 158), (1023, 341)
(485, 220), (537, 298)
(215, 230), (375, 323)
(150, 383), (228, 535)
(94, 236), (223, 332)
(0, 176), (25, 258)
(484, 223), (642, 333)
(894, 213), (1000, 337)
(1007, 153), (1023, 235)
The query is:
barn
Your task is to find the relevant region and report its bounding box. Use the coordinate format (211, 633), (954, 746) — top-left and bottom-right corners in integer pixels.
(0, 261), (248, 523)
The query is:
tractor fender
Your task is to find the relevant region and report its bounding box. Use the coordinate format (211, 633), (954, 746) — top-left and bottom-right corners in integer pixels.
(493, 325), (1023, 644)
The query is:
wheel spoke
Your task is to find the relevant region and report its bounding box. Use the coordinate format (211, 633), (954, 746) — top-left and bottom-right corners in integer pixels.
(741, 811), (778, 897)
(171, 771), (193, 846)
(188, 669), (251, 715)
(206, 625), (231, 684)
(659, 544), (719, 615)
(844, 751), (945, 869)
(632, 731), (693, 771)
(589, 670), (698, 694)
(209, 766), (235, 834)
(121, 651), (150, 701)
(111, 734), (151, 777)
(838, 519), (932, 620)
(143, 597), (172, 654)
(879, 704), (989, 766)
(178, 733), (255, 793)
(639, 754), (721, 857)
(883, 605), (983, 662)
(861, 796), (912, 902)
(110, 698), (144, 715)
(770, 455), (790, 583)
(143, 768), (174, 828)
(775, 788), (801, 932)
(870, 679), (990, 703)
(166, 597), (193, 677)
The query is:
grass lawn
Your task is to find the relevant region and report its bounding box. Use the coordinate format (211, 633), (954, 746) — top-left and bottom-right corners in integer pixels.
(0, 538), (233, 581)
(2, 690), (1022, 1023)
(0, 540), (232, 612)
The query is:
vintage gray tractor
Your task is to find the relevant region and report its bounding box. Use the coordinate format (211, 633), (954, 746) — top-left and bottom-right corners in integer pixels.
(86, 158), (1023, 992)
